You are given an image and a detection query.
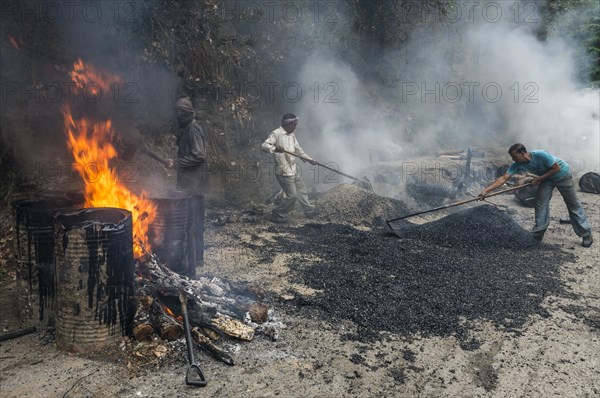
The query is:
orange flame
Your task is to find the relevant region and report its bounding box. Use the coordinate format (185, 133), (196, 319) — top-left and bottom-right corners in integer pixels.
(163, 305), (183, 323)
(8, 36), (21, 50)
(69, 57), (122, 96)
(63, 60), (155, 257)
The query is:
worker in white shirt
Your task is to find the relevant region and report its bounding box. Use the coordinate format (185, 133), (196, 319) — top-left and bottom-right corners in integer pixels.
(261, 113), (319, 223)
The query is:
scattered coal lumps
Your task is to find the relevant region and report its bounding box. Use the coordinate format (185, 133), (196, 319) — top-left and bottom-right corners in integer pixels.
(265, 211), (574, 342)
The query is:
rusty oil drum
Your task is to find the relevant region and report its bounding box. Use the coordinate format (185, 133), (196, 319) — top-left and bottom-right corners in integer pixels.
(53, 208), (134, 353)
(12, 194), (83, 329)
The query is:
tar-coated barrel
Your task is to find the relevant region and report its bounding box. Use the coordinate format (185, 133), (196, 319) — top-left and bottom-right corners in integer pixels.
(148, 191), (203, 279)
(53, 208), (134, 353)
(13, 194), (83, 329)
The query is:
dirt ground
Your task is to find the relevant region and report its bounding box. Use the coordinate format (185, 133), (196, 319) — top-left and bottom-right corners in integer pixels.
(0, 174), (599, 398)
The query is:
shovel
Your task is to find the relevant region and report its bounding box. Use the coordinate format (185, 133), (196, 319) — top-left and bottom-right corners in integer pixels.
(140, 148), (170, 167)
(385, 182), (533, 229)
(113, 137), (171, 167)
(179, 289), (207, 387)
(279, 148), (373, 191)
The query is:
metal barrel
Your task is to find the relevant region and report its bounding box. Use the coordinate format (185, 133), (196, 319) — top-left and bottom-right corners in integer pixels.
(514, 177), (537, 207)
(12, 194), (83, 329)
(190, 194), (205, 274)
(53, 208), (134, 353)
(148, 191), (197, 277)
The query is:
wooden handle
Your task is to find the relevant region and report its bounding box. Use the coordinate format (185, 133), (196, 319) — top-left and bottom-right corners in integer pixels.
(386, 182), (533, 224)
(279, 149), (360, 181)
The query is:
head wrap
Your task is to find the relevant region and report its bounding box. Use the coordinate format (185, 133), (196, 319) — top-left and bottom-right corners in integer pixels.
(175, 97), (194, 113)
(175, 97), (195, 127)
(281, 114), (299, 126)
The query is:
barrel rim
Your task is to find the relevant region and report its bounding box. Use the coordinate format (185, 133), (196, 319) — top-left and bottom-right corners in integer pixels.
(54, 207), (132, 231)
(12, 196), (83, 213)
(149, 190), (194, 201)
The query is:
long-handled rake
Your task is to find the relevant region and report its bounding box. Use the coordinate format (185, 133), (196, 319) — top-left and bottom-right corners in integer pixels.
(385, 182), (533, 230)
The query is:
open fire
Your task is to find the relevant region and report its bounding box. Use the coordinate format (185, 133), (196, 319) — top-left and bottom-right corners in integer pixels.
(9, 58), (272, 383)
(61, 59), (156, 257)
(8, 35), (22, 51)
(69, 57), (123, 96)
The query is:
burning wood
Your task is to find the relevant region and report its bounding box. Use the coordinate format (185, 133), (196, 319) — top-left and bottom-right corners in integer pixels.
(159, 307), (184, 341)
(190, 328), (235, 365)
(132, 294), (184, 342)
(9, 57), (275, 368)
(69, 57), (122, 96)
(132, 251), (271, 364)
(8, 35), (23, 51)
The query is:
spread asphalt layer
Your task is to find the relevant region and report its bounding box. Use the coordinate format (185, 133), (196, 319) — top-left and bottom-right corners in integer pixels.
(260, 205), (576, 344)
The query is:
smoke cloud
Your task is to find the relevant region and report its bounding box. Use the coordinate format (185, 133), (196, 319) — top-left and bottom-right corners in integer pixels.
(290, 0), (599, 177)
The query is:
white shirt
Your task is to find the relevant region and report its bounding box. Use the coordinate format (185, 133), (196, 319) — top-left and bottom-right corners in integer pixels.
(261, 126), (312, 176)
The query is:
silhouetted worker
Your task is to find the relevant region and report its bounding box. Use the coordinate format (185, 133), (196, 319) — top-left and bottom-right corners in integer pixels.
(166, 97), (208, 277)
(479, 143), (593, 247)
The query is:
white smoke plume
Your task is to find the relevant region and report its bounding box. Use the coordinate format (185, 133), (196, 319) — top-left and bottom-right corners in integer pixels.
(293, 0), (599, 177)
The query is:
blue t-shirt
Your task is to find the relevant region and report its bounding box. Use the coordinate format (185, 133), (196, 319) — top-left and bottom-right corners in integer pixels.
(507, 150), (570, 181)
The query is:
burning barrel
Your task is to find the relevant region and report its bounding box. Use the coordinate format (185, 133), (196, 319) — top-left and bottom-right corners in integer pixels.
(147, 192), (204, 278)
(13, 194), (83, 329)
(53, 208), (134, 353)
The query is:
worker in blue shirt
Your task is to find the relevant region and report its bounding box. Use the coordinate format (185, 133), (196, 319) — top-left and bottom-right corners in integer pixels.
(479, 143), (593, 247)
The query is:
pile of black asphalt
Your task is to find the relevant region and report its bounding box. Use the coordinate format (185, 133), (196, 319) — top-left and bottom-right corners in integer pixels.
(262, 205), (575, 344)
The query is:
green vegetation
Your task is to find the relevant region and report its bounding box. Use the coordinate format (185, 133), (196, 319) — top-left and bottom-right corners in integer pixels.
(544, 0), (600, 85)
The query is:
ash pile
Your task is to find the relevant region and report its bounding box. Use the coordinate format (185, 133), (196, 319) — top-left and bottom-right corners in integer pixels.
(263, 204), (574, 345)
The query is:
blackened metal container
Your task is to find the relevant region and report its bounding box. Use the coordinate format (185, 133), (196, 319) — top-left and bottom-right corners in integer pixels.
(514, 177), (538, 207)
(13, 194), (83, 329)
(53, 208), (134, 353)
(147, 191), (195, 277)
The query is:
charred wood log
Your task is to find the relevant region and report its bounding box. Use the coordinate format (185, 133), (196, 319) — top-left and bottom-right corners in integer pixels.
(139, 256), (256, 319)
(184, 304), (254, 341)
(158, 312), (183, 341)
(132, 295), (155, 342)
(134, 290), (184, 341)
(132, 323), (155, 342)
(0, 327), (37, 342)
(191, 328), (235, 366)
(209, 315), (254, 341)
(136, 254), (260, 341)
